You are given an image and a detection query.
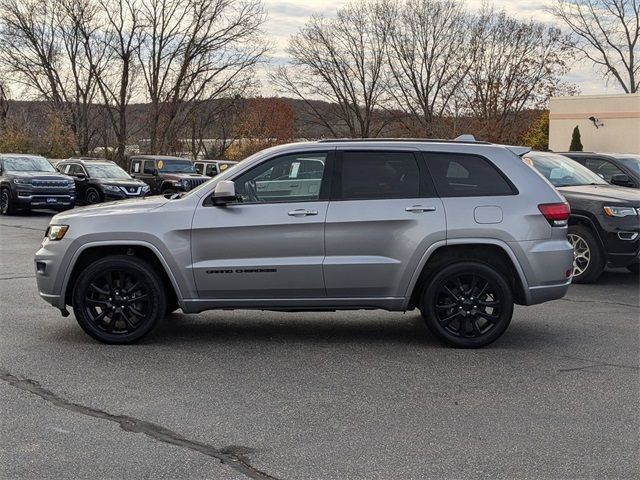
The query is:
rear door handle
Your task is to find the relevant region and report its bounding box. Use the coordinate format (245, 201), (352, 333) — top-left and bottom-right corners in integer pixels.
(405, 205), (436, 213)
(288, 209), (318, 217)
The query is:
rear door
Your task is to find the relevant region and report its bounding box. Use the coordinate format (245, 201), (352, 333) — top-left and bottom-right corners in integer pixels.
(191, 150), (334, 299)
(324, 148), (446, 298)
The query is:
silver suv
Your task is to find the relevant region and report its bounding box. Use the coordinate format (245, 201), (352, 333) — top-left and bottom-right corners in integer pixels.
(35, 139), (574, 348)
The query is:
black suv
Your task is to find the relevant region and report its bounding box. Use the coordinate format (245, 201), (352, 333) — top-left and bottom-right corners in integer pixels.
(0, 153), (75, 215)
(57, 158), (149, 204)
(561, 152), (640, 189)
(129, 155), (209, 195)
(525, 151), (640, 281)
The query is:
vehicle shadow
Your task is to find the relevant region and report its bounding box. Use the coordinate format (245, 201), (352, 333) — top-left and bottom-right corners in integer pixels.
(597, 268), (639, 286)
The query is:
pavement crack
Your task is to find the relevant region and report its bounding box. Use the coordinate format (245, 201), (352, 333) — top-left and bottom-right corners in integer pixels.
(556, 355), (639, 373)
(0, 223), (45, 232)
(0, 275), (35, 280)
(560, 297), (638, 308)
(0, 369), (279, 480)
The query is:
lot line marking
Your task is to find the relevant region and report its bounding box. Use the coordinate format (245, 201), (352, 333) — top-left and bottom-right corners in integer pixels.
(0, 368), (279, 480)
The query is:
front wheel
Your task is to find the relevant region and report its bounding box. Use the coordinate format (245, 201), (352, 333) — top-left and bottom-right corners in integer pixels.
(85, 188), (101, 205)
(1, 188), (16, 215)
(420, 262), (514, 348)
(568, 225), (604, 283)
(72, 255), (166, 344)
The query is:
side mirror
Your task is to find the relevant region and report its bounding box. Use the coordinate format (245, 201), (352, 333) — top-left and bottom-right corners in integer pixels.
(76, 172), (86, 179)
(212, 180), (237, 205)
(610, 173), (631, 186)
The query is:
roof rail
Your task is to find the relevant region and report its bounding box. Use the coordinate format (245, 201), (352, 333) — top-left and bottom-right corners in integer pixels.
(316, 137), (491, 145)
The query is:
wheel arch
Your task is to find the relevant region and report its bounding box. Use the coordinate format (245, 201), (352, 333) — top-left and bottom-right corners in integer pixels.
(568, 213), (606, 255)
(63, 242), (182, 308)
(405, 241), (528, 309)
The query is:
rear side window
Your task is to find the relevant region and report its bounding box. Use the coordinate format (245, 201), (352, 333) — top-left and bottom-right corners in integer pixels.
(131, 160), (141, 173)
(337, 151), (421, 200)
(424, 153), (515, 197)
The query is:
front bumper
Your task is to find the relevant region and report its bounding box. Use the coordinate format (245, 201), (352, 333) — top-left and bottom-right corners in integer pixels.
(35, 237), (72, 309)
(15, 192), (75, 210)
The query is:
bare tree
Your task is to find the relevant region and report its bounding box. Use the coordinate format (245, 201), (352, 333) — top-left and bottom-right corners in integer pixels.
(548, 0), (639, 93)
(463, 6), (574, 143)
(272, 1), (390, 138)
(0, 0), (102, 154)
(0, 80), (8, 130)
(137, 0), (267, 154)
(384, 0), (473, 137)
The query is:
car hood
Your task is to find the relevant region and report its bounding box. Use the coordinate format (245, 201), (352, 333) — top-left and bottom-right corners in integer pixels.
(98, 178), (146, 186)
(12, 171), (71, 181)
(53, 196), (168, 222)
(558, 184), (640, 204)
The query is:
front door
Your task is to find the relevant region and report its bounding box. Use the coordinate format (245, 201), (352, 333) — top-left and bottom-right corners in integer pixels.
(324, 149), (446, 298)
(191, 150), (333, 299)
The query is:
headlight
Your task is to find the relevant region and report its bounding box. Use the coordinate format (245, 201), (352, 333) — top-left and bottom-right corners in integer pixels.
(103, 184), (121, 192)
(603, 206), (638, 217)
(47, 225), (69, 241)
(181, 179), (190, 187)
(13, 178), (31, 184)
(142, 184), (150, 191)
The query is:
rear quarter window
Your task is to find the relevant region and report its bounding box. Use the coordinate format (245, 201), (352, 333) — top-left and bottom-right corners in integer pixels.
(423, 152), (515, 197)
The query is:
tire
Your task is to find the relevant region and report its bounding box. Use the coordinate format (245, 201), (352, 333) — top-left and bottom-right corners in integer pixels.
(161, 187), (175, 196)
(0, 188), (16, 215)
(420, 262), (514, 348)
(72, 255), (166, 344)
(627, 263), (639, 275)
(85, 188), (101, 205)
(568, 225), (604, 284)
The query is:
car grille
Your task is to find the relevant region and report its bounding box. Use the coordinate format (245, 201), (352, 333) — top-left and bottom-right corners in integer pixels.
(32, 179), (69, 189)
(185, 178), (208, 190)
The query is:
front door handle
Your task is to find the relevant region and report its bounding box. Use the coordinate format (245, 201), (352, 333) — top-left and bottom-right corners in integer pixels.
(288, 209), (318, 217)
(405, 205), (436, 213)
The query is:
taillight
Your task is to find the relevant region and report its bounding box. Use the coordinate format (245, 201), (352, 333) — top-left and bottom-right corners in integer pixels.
(538, 202), (570, 226)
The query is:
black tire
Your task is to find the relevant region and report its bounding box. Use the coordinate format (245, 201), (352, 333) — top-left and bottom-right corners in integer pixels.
(420, 262), (514, 348)
(85, 188), (101, 205)
(72, 255), (166, 344)
(1, 188), (16, 215)
(161, 187), (175, 196)
(568, 225), (604, 284)
(627, 263), (639, 275)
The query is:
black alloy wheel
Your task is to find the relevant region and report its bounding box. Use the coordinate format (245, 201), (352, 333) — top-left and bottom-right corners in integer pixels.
(1, 188), (16, 215)
(73, 255), (166, 344)
(85, 188), (101, 204)
(421, 262), (514, 348)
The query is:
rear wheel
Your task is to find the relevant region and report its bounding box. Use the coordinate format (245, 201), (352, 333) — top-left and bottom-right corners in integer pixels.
(72, 255), (166, 344)
(420, 262), (514, 348)
(568, 225), (604, 283)
(1, 188), (16, 215)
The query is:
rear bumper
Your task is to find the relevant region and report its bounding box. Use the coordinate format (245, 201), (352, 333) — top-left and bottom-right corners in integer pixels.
(525, 278), (572, 305)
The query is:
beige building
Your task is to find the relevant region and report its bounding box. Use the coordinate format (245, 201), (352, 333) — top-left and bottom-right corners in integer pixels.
(549, 93), (640, 154)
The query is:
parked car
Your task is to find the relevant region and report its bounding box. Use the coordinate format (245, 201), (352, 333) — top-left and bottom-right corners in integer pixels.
(129, 155), (209, 195)
(36, 138), (574, 347)
(561, 152), (640, 189)
(1, 153), (75, 215)
(57, 158), (150, 204)
(524, 151), (640, 281)
(194, 160), (238, 178)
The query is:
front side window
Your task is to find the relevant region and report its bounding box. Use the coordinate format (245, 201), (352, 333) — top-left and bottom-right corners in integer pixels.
(205, 164), (217, 176)
(584, 158), (625, 182)
(526, 152), (606, 187)
(194, 163), (204, 174)
(337, 151), (420, 200)
(233, 152), (327, 203)
(3, 156), (55, 173)
(425, 152), (515, 197)
(143, 160), (155, 174)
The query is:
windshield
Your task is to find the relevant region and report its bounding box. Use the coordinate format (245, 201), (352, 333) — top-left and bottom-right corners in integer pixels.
(525, 152), (607, 187)
(86, 163), (131, 179)
(3, 156), (56, 173)
(158, 159), (196, 173)
(612, 154), (640, 175)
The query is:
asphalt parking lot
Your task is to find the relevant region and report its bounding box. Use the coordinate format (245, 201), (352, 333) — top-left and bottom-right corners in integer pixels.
(1, 211), (638, 480)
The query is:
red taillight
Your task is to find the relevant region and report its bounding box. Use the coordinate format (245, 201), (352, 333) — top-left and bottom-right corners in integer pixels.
(538, 202), (570, 226)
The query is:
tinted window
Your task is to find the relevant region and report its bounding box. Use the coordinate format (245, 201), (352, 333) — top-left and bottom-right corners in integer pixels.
(584, 158), (625, 182)
(425, 153), (514, 197)
(67, 164), (86, 176)
(525, 152), (606, 187)
(233, 152), (327, 203)
(205, 164), (217, 176)
(194, 163), (204, 174)
(143, 160), (155, 174)
(338, 151), (420, 200)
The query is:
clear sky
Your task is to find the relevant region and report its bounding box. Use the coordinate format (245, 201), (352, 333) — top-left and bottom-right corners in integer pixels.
(260, 0), (621, 96)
